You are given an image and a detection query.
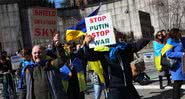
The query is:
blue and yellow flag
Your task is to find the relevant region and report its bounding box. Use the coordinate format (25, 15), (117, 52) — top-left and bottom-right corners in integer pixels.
(153, 41), (164, 72)
(161, 38), (173, 56)
(153, 38), (173, 72)
(66, 4), (101, 42)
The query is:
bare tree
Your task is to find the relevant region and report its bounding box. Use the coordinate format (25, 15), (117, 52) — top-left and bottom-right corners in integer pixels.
(150, 0), (185, 30)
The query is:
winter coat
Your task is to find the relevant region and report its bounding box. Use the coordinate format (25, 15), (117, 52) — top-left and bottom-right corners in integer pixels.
(19, 59), (67, 99)
(85, 39), (150, 88)
(165, 38), (185, 80)
(104, 39), (150, 88)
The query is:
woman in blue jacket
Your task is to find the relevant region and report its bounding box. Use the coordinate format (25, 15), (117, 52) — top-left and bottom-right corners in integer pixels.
(164, 28), (185, 99)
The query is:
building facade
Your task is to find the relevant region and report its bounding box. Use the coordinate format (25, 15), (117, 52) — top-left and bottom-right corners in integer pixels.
(0, 3), (22, 55)
(0, 0), (185, 54)
(0, 0), (54, 55)
(57, 0), (185, 41)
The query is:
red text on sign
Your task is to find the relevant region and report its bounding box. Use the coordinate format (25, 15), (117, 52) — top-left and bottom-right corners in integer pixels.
(89, 16), (106, 23)
(91, 29), (110, 38)
(34, 9), (56, 16)
(34, 28), (56, 37)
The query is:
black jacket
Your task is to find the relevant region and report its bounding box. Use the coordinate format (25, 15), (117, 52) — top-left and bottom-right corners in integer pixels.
(85, 39), (150, 88)
(104, 39), (150, 88)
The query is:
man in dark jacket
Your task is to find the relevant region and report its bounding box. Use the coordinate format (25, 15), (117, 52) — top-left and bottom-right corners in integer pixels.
(19, 45), (67, 99)
(84, 34), (151, 99)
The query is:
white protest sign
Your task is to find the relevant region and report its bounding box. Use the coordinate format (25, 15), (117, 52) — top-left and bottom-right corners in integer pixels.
(85, 13), (116, 48)
(28, 7), (57, 45)
(143, 52), (154, 63)
(11, 56), (22, 70)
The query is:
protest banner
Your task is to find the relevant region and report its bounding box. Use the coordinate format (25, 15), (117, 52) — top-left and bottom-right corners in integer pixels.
(28, 7), (57, 45)
(85, 13), (116, 48)
(10, 56), (23, 70)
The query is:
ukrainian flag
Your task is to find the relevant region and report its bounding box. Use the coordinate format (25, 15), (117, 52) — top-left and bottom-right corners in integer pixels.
(153, 38), (173, 72)
(66, 4), (101, 42)
(153, 41), (164, 72)
(161, 38), (173, 56)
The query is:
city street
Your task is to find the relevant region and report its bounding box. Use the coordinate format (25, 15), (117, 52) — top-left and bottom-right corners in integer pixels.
(0, 80), (185, 99)
(1, 0), (185, 99)
(85, 76), (185, 99)
(84, 62), (185, 99)
(0, 62), (185, 99)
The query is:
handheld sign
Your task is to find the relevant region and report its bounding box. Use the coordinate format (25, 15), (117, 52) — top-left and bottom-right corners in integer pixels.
(11, 56), (23, 70)
(28, 7), (57, 45)
(85, 13), (116, 48)
(143, 52), (154, 63)
(60, 64), (71, 80)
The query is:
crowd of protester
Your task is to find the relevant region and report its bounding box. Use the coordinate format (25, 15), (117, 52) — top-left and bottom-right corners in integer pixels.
(0, 28), (185, 99)
(153, 28), (185, 99)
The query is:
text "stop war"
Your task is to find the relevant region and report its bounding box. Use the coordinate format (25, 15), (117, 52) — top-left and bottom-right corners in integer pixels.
(89, 16), (106, 23)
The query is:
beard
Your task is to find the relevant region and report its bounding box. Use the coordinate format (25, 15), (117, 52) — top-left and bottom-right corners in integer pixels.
(33, 56), (41, 63)
(34, 58), (41, 63)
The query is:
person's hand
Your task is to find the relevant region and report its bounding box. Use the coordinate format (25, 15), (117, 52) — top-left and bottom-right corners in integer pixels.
(84, 35), (93, 44)
(68, 63), (73, 69)
(69, 72), (72, 77)
(76, 44), (81, 51)
(53, 33), (60, 46)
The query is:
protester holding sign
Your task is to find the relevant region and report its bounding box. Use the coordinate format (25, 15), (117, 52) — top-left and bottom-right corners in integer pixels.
(85, 13), (116, 48)
(83, 29), (151, 99)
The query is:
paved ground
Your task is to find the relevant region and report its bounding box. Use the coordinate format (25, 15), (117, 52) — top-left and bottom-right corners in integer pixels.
(85, 79), (185, 99)
(85, 62), (185, 99)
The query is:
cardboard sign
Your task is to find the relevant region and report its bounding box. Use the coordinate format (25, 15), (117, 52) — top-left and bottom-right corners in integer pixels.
(143, 52), (154, 63)
(85, 13), (116, 48)
(28, 7), (57, 45)
(11, 56), (23, 70)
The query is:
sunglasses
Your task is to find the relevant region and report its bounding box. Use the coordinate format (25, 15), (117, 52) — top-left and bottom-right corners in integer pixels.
(157, 34), (162, 36)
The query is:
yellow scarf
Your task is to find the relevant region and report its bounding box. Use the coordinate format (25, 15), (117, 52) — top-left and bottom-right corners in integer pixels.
(88, 60), (105, 84)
